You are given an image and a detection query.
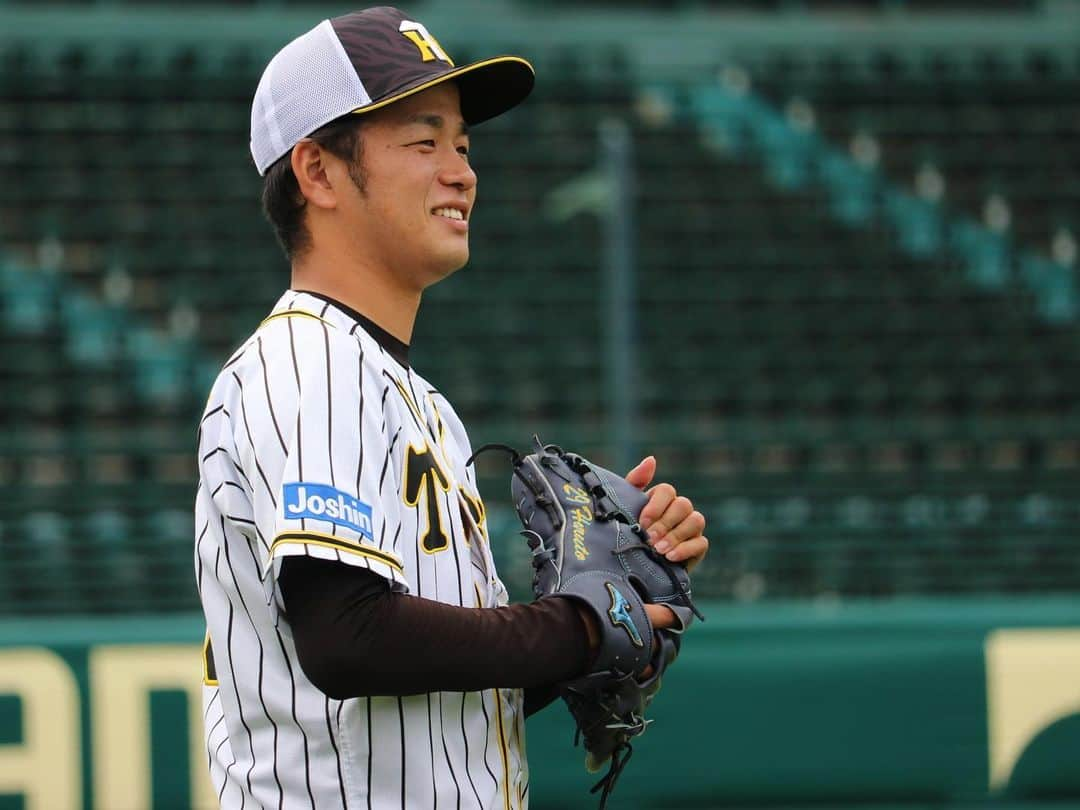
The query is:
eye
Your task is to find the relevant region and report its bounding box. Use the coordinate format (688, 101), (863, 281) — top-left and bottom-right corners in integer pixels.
(411, 139), (436, 150)
(457, 144), (470, 159)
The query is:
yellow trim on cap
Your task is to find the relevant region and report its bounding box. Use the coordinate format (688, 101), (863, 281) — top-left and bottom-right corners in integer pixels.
(346, 56), (535, 118)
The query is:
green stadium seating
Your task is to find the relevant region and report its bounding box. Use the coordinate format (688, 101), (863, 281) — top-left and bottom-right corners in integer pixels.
(1, 30), (1079, 613)
(746, 53), (1080, 255)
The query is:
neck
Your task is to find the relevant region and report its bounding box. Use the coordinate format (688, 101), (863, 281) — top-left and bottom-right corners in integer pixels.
(290, 253), (420, 344)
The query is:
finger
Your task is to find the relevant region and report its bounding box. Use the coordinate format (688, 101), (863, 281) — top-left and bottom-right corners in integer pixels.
(624, 455), (656, 491)
(646, 495), (693, 542)
(638, 483), (675, 531)
(644, 602), (677, 630)
(660, 535), (709, 572)
(651, 509), (706, 553)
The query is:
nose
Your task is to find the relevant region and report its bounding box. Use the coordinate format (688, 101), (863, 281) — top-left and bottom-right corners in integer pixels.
(440, 152), (477, 193)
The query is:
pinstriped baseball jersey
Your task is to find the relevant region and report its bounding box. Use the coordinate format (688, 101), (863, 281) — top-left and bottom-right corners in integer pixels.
(196, 290), (529, 810)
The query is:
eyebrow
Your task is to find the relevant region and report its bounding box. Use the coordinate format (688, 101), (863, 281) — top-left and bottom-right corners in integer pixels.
(407, 113), (469, 136)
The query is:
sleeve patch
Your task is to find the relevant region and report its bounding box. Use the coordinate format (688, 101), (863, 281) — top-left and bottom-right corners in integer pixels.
(282, 482), (374, 540)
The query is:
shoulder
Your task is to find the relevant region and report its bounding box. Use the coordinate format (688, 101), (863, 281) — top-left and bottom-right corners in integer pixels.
(242, 309), (395, 387)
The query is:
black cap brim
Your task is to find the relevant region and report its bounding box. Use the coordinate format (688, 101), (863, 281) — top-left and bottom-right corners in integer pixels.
(347, 56), (535, 125)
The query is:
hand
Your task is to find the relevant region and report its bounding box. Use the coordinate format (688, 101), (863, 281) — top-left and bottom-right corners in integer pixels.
(576, 603), (678, 677)
(576, 603), (678, 650)
(625, 456), (709, 572)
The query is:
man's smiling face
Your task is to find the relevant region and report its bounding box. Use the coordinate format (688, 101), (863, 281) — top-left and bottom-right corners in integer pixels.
(332, 81), (477, 290)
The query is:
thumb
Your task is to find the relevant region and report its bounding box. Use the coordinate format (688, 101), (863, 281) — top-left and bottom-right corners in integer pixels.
(625, 455), (656, 490)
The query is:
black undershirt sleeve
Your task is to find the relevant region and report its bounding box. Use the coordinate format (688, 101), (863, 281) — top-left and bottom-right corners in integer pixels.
(279, 555), (586, 713)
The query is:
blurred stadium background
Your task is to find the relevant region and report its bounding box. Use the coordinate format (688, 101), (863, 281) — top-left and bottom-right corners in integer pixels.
(0, 0), (1079, 808)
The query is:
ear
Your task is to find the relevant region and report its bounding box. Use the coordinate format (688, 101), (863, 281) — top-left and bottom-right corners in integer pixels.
(290, 140), (338, 211)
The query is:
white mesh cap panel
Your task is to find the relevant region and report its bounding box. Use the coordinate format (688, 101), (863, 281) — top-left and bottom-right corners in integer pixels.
(249, 20), (372, 176)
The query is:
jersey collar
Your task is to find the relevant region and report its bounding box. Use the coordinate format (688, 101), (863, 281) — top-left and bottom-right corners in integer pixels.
(293, 290), (411, 369)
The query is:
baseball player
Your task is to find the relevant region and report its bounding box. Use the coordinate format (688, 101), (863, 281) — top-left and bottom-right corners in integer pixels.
(195, 7), (709, 809)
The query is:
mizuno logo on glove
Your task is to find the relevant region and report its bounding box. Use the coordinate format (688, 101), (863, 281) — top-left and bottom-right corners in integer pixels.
(606, 583), (644, 648)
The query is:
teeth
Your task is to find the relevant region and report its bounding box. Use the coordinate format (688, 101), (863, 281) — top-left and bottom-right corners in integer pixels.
(434, 207), (464, 221)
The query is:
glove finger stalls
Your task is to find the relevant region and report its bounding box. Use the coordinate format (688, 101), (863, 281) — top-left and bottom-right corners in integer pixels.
(655, 602), (695, 633)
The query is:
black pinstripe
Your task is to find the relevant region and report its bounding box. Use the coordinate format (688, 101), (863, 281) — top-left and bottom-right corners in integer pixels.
(204, 690), (220, 722)
(216, 543), (251, 809)
(206, 711), (226, 739)
(476, 692), (499, 794)
(354, 344), (367, 495)
(410, 448), (424, 599)
(427, 694), (438, 810)
(203, 446), (231, 463)
(358, 344), (376, 570)
(437, 692), (462, 810)
(253, 525), (271, 562)
(200, 441), (253, 490)
(234, 372), (277, 510)
(215, 735), (232, 803)
(220, 515), (286, 808)
(205, 697), (225, 780)
(321, 321), (337, 537)
(377, 422), (398, 553)
(287, 319), (305, 533)
(459, 693), (483, 809)
(366, 696), (374, 810)
(326, 695), (349, 810)
(232, 457), (253, 489)
(197, 419), (249, 501)
(196, 520), (209, 597)
(257, 336), (288, 455)
(271, 623), (316, 810)
(201, 404), (227, 423)
(384, 371), (424, 434)
(223, 346), (246, 371)
(442, 488), (464, 606)
(398, 697), (407, 810)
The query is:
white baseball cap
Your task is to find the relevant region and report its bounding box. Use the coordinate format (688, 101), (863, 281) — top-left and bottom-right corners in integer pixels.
(250, 5), (535, 175)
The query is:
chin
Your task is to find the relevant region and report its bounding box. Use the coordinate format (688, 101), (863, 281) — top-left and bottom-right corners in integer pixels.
(426, 250), (469, 284)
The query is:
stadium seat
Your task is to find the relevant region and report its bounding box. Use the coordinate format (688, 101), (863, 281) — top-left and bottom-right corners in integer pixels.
(2, 34), (1080, 612)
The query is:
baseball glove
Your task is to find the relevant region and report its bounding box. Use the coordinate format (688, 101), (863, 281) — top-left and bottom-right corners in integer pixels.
(470, 437), (703, 809)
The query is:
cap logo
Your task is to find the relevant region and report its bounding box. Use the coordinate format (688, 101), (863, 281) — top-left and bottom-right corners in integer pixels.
(399, 20), (454, 66)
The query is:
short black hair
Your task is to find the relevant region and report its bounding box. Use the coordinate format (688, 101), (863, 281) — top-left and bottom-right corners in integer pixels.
(261, 117), (367, 261)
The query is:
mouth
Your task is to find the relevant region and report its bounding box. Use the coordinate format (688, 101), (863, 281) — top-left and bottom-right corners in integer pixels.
(432, 206), (467, 223)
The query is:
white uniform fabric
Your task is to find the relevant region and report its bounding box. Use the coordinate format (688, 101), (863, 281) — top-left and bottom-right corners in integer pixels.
(196, 291), (528, 810)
